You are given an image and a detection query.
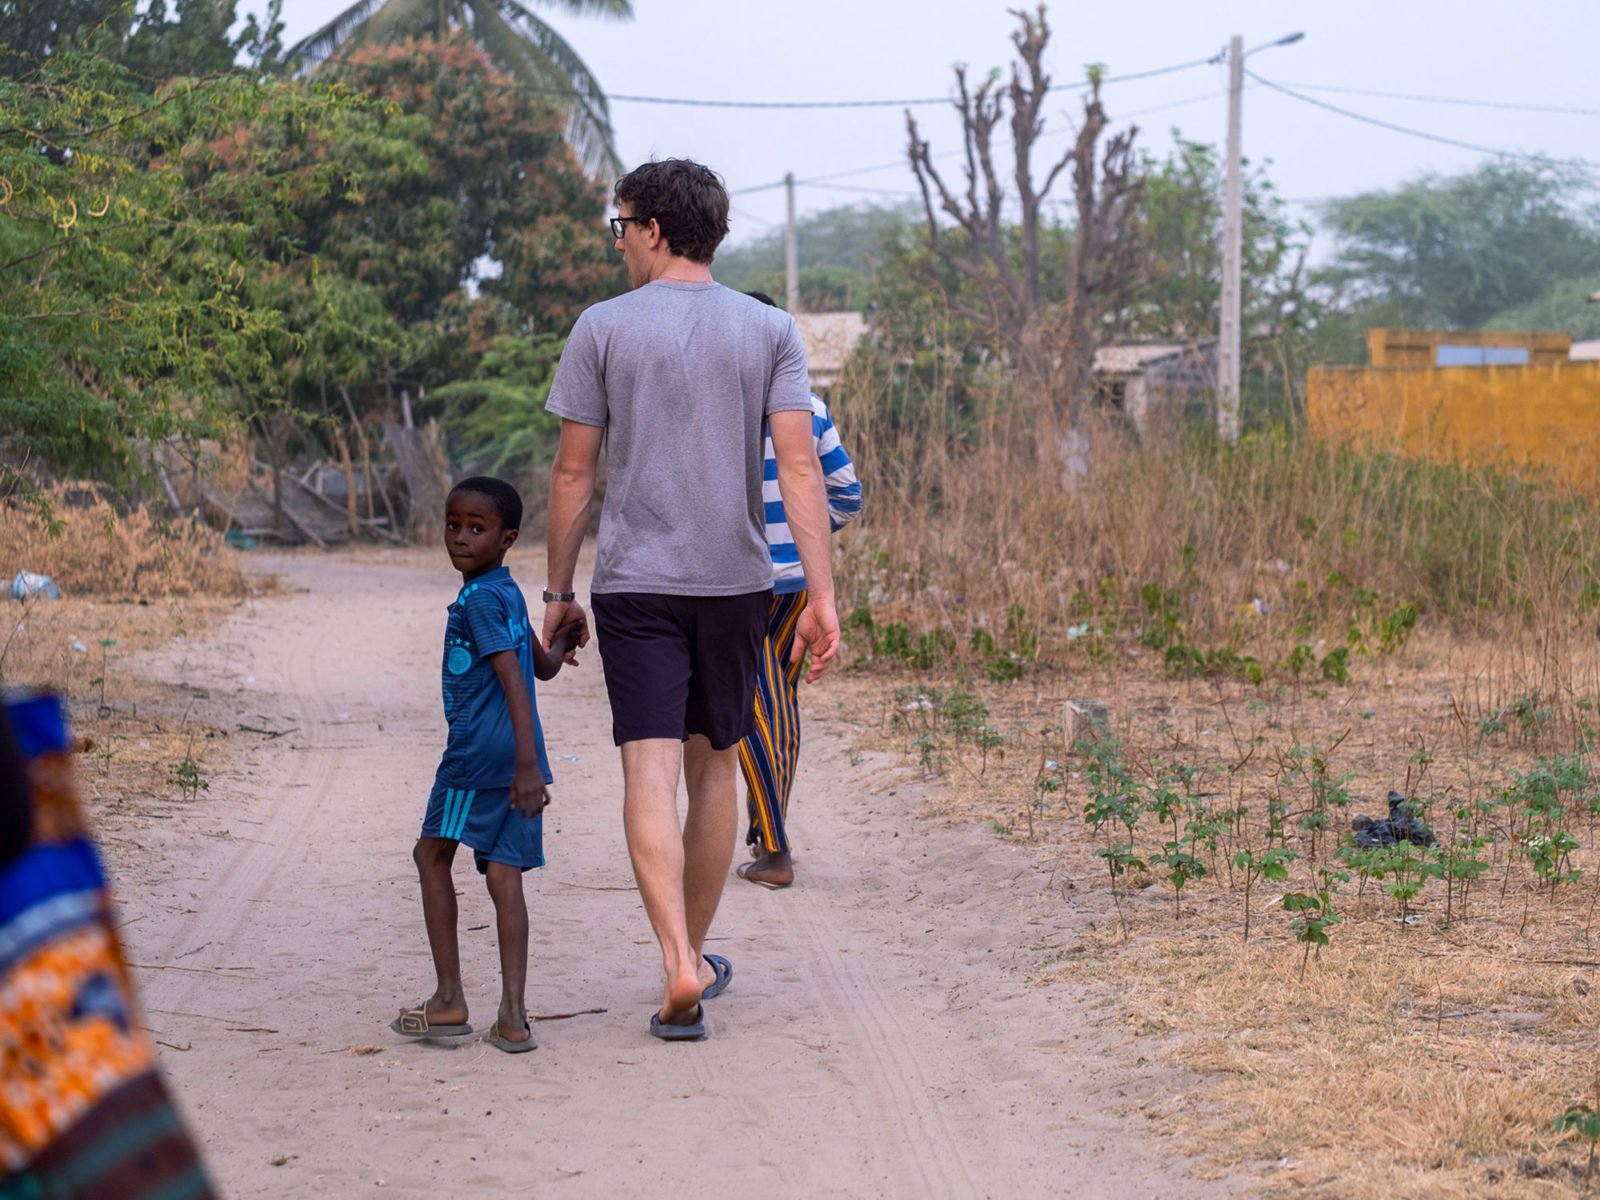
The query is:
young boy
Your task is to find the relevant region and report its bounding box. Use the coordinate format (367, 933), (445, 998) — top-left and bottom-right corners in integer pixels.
(391, 477), (580, 1053)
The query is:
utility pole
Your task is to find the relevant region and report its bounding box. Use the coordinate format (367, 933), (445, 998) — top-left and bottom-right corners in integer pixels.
(1218, 34), (1244, 446)
(784, 171), (800, 313)
(1217, 31), (1303, 445)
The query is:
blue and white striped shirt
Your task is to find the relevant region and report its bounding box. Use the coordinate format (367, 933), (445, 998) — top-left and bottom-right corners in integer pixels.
(764, 394), (863, 594)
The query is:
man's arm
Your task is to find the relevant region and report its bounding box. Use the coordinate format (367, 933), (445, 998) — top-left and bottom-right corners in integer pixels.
(770, 408), (840, 681)
(543, 419), (604, 655)
(488, 650), (549, 817)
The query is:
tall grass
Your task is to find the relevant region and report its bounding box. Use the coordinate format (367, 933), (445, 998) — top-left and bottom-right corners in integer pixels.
(831, 351), (1600, 688)
(0, 484), (248, 600)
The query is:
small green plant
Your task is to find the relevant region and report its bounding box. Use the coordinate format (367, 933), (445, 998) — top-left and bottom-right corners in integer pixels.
(169, 753), (209, 802)
(1283, 888), (1341, 980)
(1029, 767), (1060, 839)
(1233, 846), (1296, 941)
(1095, 842), (1148, 936)
(1375, 600), (1420, 654)
(89, 636), (117, 717)
(94, 733), (128, 778)
(1554, 1100), (1600, 1180)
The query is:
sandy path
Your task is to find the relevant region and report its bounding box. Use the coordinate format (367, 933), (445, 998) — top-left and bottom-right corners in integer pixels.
(114, 551), (1239, 1198)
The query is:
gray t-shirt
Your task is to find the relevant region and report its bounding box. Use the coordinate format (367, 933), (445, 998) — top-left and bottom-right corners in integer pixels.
(546, 280), (813, 596)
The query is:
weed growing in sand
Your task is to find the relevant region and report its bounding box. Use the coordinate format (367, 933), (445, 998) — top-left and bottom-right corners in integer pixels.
(89, 637), (117, 718)
(1282, 885), (1342, 981)
(1232, 846), (1295, 941)
(169, 754), (208, 802)
(1553, 1099), (1600, 1181)
(1080, 737), (1147, 934)
(169, 730), (209, 803)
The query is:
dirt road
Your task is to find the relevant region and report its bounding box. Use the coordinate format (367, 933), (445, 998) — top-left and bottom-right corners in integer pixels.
(114, 552), (1238, 1198)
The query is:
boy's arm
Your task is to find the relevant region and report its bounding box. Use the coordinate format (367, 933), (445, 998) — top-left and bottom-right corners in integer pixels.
(814, 403), (863, 531)
(488, 650), (549, 817)
(528, 616), (584, 681)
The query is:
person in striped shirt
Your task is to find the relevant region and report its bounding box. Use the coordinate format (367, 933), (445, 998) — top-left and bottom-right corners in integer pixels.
(737, 292), (864, 888)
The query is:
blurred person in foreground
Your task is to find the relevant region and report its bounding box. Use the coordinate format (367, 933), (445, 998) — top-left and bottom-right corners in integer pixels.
(0, 692), (215, 1198)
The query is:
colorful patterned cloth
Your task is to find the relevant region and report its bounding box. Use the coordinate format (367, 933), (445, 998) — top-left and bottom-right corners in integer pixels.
(0, 692), (214, 1199)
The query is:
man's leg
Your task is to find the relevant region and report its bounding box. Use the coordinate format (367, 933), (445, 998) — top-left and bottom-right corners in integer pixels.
(410, 836), (468, 1026)
(682, 733), (740, 986)
(484, 862), (532, 1045)
(620, 737), (705, 1023)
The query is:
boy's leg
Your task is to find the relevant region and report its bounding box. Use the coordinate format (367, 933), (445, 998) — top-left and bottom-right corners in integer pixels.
(483, 862), (531, 1045)
(738, 590), (808, 887)
(411, 836), (468, 1026)
(620, 737), (703, 1023)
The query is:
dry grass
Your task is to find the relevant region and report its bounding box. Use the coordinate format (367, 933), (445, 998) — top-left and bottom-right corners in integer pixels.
(831, 363), (1600, 682)
(2, 487), (267, 835)
(833, 624), (1600, 1197)
(827, 363), (1600, 1194)
(0, 483), (253, 601)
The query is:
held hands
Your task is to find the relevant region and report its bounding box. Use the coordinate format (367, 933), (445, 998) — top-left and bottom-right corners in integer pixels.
(541, 599), (589, 665)
(791, 594), (841, 683)
(510, 763), (549, 819)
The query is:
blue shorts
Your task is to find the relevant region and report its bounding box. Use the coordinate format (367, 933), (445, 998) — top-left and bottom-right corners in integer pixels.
(420, 779), (545, 874)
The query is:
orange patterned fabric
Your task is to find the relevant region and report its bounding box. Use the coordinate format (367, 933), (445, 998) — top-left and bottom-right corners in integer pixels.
(0, 919), (154, 1169)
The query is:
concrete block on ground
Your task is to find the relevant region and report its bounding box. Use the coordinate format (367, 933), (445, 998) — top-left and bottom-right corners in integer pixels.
(1065, 698), (1111, 745)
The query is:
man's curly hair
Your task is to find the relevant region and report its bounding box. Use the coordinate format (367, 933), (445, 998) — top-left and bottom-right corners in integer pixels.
(614, 159), (730, 264)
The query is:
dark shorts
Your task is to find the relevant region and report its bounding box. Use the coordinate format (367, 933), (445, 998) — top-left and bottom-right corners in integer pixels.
(591, 590), (771, 750)
(420, 779), (545, 874)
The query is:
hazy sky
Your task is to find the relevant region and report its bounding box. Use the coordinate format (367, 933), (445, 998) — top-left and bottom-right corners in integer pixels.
(264, 0), (1600, 249)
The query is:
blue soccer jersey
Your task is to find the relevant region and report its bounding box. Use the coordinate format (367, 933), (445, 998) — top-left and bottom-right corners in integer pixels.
(436, 567), (553, 789)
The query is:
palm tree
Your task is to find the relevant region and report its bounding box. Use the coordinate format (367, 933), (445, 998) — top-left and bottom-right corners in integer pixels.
(281, 0), (632, 174)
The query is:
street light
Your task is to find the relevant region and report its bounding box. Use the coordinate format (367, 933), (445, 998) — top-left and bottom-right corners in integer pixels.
(1218, 31), (1305, 444)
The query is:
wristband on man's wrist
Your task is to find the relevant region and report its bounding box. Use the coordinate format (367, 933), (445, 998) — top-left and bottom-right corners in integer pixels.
(542, 588), (576, 603)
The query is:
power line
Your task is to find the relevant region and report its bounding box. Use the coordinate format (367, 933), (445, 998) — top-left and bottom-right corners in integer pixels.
(1245, 71), (1600, 172)
(1274, 80), (1600, 118)
(800, 181), (920, 198)
(731, 89), (1230, 198)
(606, 54), (1217, 111)
(729, 203), (778, 230)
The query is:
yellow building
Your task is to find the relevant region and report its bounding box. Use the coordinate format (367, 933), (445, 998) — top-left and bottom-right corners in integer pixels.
(1307, 329), (1600, 488)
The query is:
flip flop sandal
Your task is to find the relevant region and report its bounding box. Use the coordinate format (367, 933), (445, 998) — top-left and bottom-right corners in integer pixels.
(390, 1002), (473, 1041)
(736, 862), (791, 890)
(649, 1004), (707, 1042)
(483, 1021), (536, 1054)
(701, 954), (733, 1001)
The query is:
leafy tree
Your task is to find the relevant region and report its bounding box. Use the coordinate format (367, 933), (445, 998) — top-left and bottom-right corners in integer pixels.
(0, 0), (285, 81)
(1486, 277), (1600, 340)
(0, 47), (353, 502)
(430, 332), (564, 489)
(245, 37), (621, 382)
(1319, 163), (1600, 329)
(1133, 136), (1318, 421)
(714, 203), (916, 311)
(207, 35), (621, 494)
(279, 0), (631, 173)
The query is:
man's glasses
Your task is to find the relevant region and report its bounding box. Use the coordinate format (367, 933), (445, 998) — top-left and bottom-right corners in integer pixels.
(609, 216), (650, 239)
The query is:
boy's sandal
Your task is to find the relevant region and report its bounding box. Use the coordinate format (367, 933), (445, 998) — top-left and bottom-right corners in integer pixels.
(483, 1021), (537, 1054)
(390, 1002), (473, 1040)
